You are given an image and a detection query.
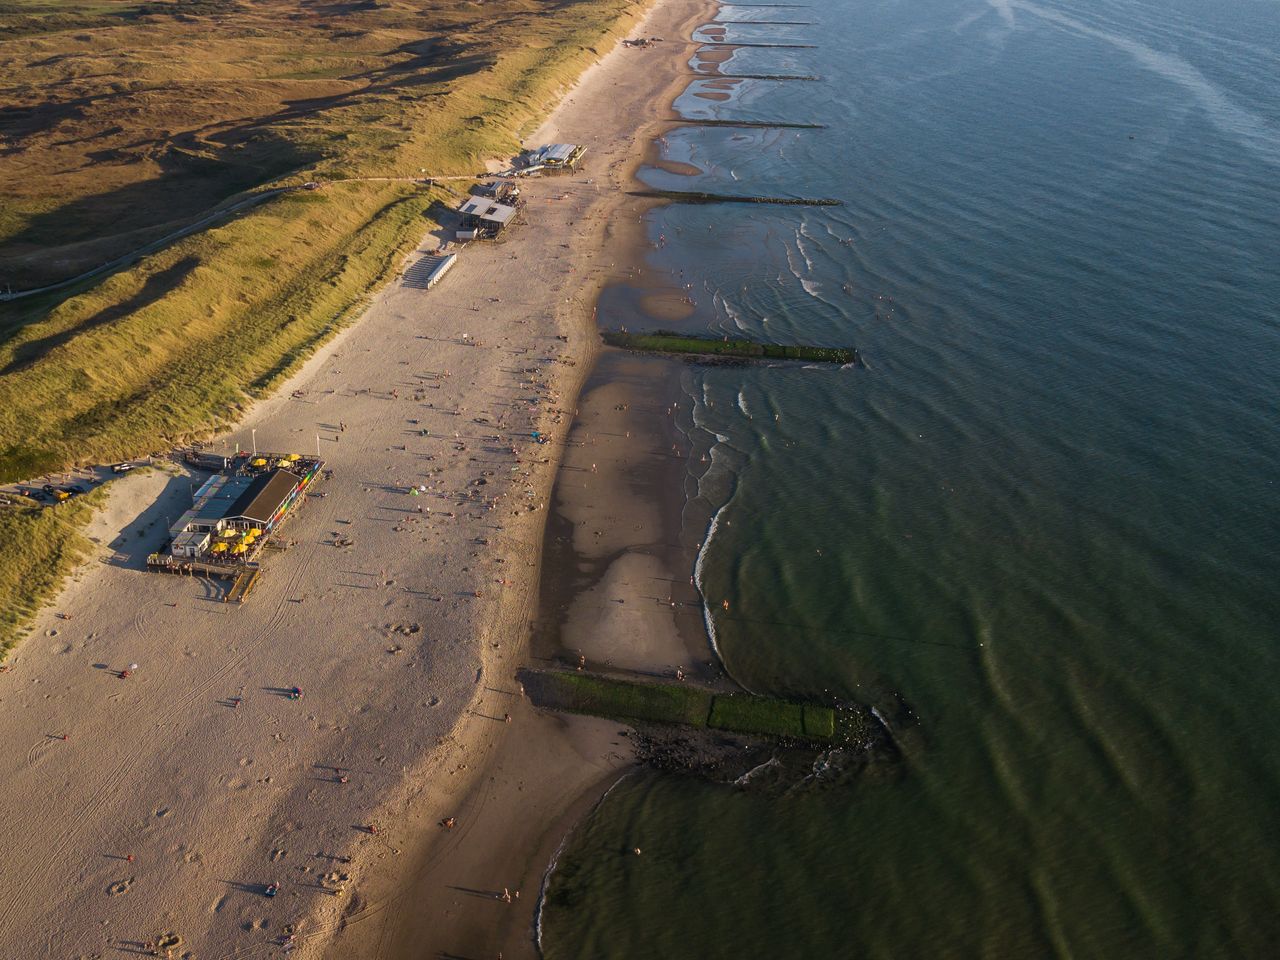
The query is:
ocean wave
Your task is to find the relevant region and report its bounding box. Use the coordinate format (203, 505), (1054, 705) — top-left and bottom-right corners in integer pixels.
(694, 497), (731, 669)
(722, 296), (748, 333)
(534, 769), (640, 954)
(796, 219), (818, 274)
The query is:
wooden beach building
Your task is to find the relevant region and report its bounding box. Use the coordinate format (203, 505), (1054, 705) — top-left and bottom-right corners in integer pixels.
(165, 460), (320, 559)
(456, 195), (520, 241)
(523, 142), (586, 173)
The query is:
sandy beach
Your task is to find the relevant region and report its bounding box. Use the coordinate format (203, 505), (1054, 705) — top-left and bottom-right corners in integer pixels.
(0, 0), (710, 957)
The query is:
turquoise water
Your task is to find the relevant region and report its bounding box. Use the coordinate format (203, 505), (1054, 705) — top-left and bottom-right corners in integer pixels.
(542, 1), (1280, 956)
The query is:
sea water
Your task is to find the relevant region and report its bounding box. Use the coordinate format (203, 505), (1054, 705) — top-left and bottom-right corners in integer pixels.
(542, 1), (1280, 956)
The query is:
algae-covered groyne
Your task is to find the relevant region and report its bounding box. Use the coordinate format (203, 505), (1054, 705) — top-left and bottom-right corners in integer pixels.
(602, 330), (860, 364)
(520, 669), (870, 744)
(628, 189), (841, 206)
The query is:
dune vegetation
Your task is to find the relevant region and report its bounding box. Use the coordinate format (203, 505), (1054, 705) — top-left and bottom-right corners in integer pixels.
(0, 487), (106, 656)
(0, 0), (648, 482)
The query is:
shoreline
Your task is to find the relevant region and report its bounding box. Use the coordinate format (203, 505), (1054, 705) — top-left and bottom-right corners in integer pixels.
(0, 1), (715, 957)
(0, 1), (722, 957)
(318, 0), (720, 957)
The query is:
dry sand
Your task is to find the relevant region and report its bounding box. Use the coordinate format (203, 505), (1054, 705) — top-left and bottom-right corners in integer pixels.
(0, 0), (713, 957)
(326, 2), (720, 957)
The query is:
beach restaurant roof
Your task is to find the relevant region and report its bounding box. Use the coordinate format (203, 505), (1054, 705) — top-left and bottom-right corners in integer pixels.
(531, 143), (583, 165)
(458, 196), (518, 226)
(222, 468), (301, 527)
(169, 473), (256, 536)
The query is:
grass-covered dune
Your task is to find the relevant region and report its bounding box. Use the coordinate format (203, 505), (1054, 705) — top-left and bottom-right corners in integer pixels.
(0, 0), (648, 482)
(0, 488), (106, 656)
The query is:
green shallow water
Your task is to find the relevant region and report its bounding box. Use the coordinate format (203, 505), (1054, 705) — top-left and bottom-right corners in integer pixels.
(541, 0), (1280, 956)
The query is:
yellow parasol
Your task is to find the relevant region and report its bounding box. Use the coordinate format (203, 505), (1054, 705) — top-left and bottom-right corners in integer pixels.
(232, 543), (248, 555)
(251, 457), (267, 468)
(210, 542), (228, 554)
(286, 453), (300, 462)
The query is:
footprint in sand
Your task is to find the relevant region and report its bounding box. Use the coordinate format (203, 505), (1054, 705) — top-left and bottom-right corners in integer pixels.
(270, 847), (287, 862)
(211, 895), (229, 913)
(107, 877), (133, 895)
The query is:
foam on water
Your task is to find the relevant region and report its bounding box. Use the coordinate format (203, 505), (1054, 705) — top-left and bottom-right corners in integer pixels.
(693, 497), (731, 673)
(1010, 0), (1280, 166)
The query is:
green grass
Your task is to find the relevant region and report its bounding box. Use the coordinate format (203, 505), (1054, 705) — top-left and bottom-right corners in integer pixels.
(0, 0), (649, 484)
(0, 488), (106, 658)
(0, 0), (650, 654)
(0, 183), (438, 481)
(602, 330), (859, 364)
